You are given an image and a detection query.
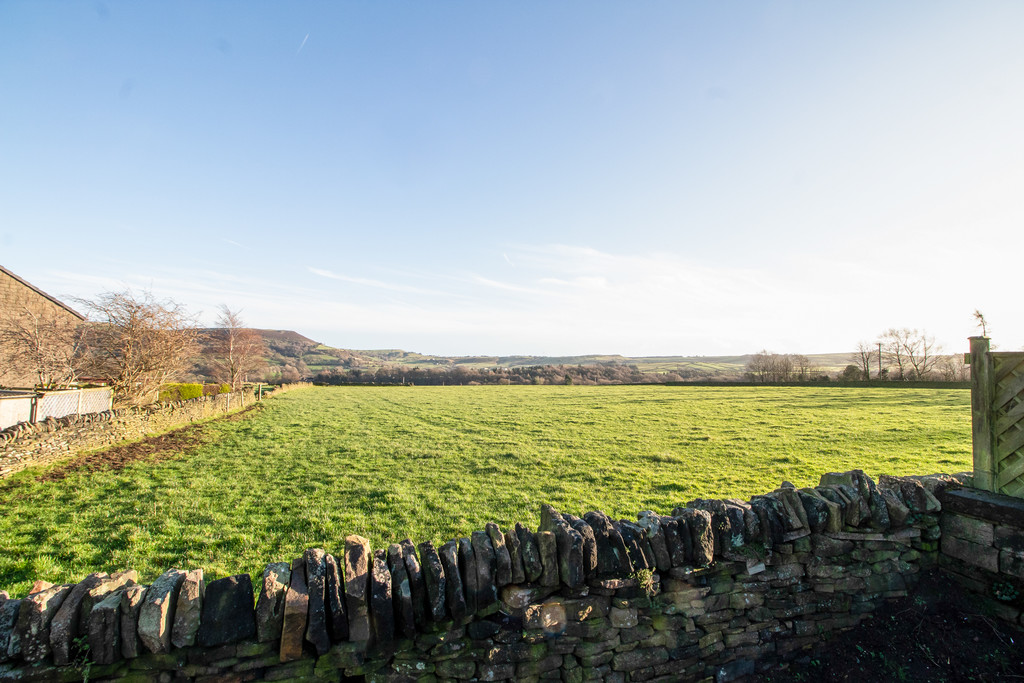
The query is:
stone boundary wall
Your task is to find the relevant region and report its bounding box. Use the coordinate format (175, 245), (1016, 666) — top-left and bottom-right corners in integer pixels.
(0, 392), (253, 479)
(936, 486), (1024, 625)
(0, 383), (312, 478)
(0, 469), (975, 683)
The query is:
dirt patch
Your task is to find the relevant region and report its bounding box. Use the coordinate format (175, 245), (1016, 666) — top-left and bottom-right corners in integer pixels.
(36, 403), (264, 482)
(753, 571), (1024, 682)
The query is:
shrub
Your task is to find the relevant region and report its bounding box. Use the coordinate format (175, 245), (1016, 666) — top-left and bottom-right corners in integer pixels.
(178, 383), (203, 400)
(220, 383), (232, 394)
(157, 382), (205, 402)
(157, 385), (179, 403)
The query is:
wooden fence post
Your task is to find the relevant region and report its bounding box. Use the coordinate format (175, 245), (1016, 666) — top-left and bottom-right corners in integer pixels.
(970, 336), (995, 491)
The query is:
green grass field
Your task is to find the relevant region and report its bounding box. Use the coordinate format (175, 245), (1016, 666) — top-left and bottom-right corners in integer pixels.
(0, 385), (969, 597)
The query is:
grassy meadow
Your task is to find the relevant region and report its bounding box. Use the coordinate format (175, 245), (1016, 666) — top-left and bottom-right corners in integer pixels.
(0, 385), (970, 596)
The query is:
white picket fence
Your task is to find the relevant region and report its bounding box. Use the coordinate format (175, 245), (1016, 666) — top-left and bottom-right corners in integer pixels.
(0, 387), (113, 430)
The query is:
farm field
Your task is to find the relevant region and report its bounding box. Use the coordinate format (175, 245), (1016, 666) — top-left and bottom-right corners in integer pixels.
(0, 385), (970, 597)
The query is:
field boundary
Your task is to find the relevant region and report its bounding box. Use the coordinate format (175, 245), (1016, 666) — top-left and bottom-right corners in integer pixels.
(4, 469), (1015, 683)
(0, 392), (253, 479)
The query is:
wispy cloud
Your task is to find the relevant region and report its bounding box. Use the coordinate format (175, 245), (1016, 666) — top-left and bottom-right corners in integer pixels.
(296, 33), (309, 54)
(306, 266), (447, 296)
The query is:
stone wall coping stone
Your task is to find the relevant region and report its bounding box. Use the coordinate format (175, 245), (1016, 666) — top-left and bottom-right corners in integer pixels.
(938, 487), (1024, 528)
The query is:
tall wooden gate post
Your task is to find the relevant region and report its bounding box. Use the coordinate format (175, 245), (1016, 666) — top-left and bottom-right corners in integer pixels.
(970, 336), (995, 491)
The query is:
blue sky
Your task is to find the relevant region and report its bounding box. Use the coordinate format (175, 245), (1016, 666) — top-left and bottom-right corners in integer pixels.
(2, 1), (1023, 356)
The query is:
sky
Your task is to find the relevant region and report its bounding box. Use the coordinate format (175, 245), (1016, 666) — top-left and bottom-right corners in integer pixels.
(2, 1), (1023, 357)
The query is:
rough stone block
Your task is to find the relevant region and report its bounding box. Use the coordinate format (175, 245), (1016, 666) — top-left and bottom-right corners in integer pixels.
(504, 528), (527, 584)
(255, 562), (290, 643)
(0, 598), (21, 663)
(395, 539), (425, 631)
(16, 583), (73, 662)
(565, 514), (600, 577)
(609, 607), (638, 628)
(439, 539), (468, 622)
(458, 536), (479, 614)
(171, 568), (204, 649)
(678, 508), (714, 566)
(196, 574), (256, 648)
(636, 512), (672, 572)
(303, 548), (330, 655)
(1000, 548), (1024, 580)
(418, 540), (447, 622)
(536, 531), (560, 587)
(138, 569), (187, 655)
(48, 571), (108, 666)
(472, 530), (498, 607)
(88, 587), (125, 665)
(344, 535), (372, 642)
(942, 514), (995, 545)
(485, 523), (513, 587)
(387, 544), (416, 639)
(516, 523), (543, 583)
(119, 584), (147, 659)
(942, 535), (999, 573)
(612, 646), (669, 671)
(80, 569), (138, 638)
(324, 553), (348, 643)
(280, 557), (308, 662)
(369, 555), (394, 646)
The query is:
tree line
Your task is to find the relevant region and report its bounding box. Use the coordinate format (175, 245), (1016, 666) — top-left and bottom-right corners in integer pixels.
(312, 363), (698, 386)
(844, 328), (967, 382)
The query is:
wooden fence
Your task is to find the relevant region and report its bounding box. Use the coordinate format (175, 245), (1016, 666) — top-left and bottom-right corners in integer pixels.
(970, 336), (1024, 496)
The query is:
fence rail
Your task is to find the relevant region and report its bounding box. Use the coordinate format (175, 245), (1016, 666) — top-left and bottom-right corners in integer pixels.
(0, 387), (113, 431)
(969, 337), (1024, 497)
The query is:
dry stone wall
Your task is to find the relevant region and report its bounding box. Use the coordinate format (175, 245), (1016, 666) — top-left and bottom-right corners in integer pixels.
(0, 392), (254, 478)
(0, 469), (975, 683)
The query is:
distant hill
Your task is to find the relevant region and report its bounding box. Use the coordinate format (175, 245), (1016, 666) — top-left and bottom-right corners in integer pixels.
(189, 328), (857, 383)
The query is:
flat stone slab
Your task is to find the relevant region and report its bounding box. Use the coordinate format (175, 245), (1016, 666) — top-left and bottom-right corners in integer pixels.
(939, 487), (1024, 527)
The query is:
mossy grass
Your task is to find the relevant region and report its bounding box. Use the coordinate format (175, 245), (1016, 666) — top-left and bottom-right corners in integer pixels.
(0, 385), (969, 596)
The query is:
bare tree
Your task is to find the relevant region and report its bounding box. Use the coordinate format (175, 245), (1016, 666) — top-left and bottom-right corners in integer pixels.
(937, 354), (970, 382)
(212, 305), (266, 391)
(973, 309), (989, 337)
(745, 351), (794, 383)
(906, 331), (940, 380)
(851, 341), (876, 380)
(76, 289), (199, 405)
(879, 328), (941, 380)
(0, 306), (81, 388)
